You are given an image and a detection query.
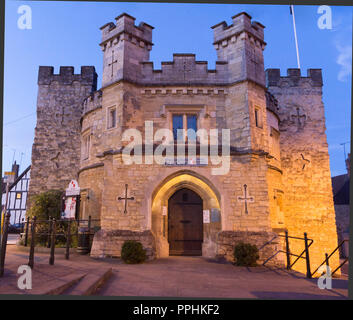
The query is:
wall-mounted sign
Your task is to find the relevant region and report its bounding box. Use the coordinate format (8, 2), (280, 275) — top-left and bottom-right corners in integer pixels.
(203, 210), (210, 223)
(66, 180), (80, 196)
(211, 209), (221, 222)
(162, 206), (167, 216)
(4, 172), (15, 184)
(62, 196), (77, 219)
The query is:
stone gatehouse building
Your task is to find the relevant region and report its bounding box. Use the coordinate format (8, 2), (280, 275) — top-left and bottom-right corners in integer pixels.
(28, 12), (340, 274)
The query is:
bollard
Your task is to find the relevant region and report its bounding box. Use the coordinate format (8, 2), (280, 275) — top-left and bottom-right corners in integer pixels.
(304, 232), (312, 279)
(47, 217), (52, 248)
(0, 213), (11, 277)
(24, 217), (29, 247)
(65, 220), (71, 260)
(49, 219), (56, 265)
(28, 216), (37, 269)
(285, 231), (291, 270)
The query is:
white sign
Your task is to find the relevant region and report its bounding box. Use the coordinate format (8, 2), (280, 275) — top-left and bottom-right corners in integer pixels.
(162, 206), (167, 216)
(4, 172), (15, 184)
(62, 196), (76, 220)
(66, 180), (80, 196)
(203, 210), (210, 224)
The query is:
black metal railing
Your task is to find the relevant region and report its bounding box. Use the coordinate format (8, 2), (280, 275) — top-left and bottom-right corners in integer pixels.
(311, 239), (349, 277)
(0, 215), (100, 276)
(263, 231), (314, 278)
(0, 213), (11, 277)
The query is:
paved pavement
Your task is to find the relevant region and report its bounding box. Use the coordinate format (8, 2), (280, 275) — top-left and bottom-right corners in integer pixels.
(0, 246), (348, 299)
(96, 256), (348, 299)
(7, 234), (20, 245)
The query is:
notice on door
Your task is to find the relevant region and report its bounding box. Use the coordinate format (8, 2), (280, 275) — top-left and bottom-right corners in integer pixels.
(162, 206), (167, 216)
(203, 210), (210, 223)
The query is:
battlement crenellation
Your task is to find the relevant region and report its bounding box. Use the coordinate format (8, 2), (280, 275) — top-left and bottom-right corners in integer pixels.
(212, 12), (265, 49)
(265, 68), (323, 88)
(82, 90), (103, 115)
(38, 66), (98, 89)
(100, 12), (153, 50)
(140, 54), (229, 85)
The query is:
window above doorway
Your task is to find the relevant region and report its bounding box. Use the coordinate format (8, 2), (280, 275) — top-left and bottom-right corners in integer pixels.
(172, 114), (197, 141)
(162, 104), (204, 142)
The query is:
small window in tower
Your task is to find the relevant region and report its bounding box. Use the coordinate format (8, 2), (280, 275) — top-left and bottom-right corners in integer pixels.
(270, 127), (280, 160)
(255, 107), (262, 128)
(16, 192), (21, 199)
(108, 107), (117, 129)
(82, 134), (90, 160)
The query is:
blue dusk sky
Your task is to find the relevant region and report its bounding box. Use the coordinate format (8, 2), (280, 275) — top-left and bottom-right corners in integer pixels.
(2, 1), (352, 177)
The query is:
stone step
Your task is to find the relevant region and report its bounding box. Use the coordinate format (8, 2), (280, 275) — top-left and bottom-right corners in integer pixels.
(61, 268), (113, 296)
(31, 272), (86, 295)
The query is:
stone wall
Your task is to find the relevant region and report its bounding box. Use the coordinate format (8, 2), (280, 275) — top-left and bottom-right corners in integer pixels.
(28, 66), (97, 204)
(217, 231), (284, 266)
(90, 229), (156, 260)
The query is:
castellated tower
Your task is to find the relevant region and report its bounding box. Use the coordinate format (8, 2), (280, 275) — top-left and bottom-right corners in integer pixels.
(28, 66), (97, 203)
(266, 68), (340, 273)
(100, 13), (153, 87)
(212, 12), (268, 151)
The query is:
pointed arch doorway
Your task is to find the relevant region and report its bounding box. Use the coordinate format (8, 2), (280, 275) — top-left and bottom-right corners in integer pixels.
(168, 188), (203, 256)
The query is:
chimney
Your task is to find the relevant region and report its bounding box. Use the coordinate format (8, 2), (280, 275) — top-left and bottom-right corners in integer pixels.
(11, 161), (19, 180)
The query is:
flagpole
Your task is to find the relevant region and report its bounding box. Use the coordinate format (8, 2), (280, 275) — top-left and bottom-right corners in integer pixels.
(290, 5), (301, 69)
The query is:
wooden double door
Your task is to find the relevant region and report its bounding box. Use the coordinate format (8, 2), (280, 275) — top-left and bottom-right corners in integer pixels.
(168, 188), (203, 256)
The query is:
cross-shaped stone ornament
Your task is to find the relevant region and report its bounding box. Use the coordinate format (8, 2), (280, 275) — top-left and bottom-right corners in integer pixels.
(117, 184), (134, 214)
(291, 107), (306, 129)
(183, 61), (192, 80)
(298, 153), (311, 170)
(108, 50), (118, 78)
(237, 184), (254, 215)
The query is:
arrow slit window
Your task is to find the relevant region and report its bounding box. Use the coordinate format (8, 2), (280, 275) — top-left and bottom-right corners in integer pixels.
(270, 127), (280, 160)
(82, 133), (90, 160)
(254, 106), (263, 128)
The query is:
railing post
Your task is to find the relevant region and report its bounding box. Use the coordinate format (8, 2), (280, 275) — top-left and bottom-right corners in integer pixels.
(24, 217), (29, 247)
(324, 252), (330, 275)
(285, 231), (291, 270)
(47, 217), (52, 248)
(0, 213), (11, 277)
(49, 218), (56, 265)
(65, 220), (71, 260)
(88, 215), (92, 244)
(28, 216), (37, 269)
(304, 232), (312, 278)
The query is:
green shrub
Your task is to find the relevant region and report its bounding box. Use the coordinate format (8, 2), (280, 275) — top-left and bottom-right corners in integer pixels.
(121, 240), (147, 264)
(233, 242), (259, 267)
(27, 190), (63, 221)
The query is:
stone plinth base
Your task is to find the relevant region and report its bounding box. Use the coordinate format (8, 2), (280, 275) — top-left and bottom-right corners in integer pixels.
(217, 231), (284, 267)
(90, 229), (156, 260)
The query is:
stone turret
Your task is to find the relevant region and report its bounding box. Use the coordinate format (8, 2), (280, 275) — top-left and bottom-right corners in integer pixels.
(28, 66), (98, 202)
(266, 67), (339, 273)
(100, 13), (154, 86)
(212, 12), (266, 86)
